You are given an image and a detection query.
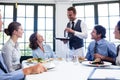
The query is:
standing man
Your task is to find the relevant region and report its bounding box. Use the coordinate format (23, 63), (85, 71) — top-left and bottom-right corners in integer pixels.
(64, 6), (88, 57)
(86, 25), (116, 64)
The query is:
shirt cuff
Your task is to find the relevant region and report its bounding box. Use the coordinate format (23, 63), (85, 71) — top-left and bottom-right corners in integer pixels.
(10, 69), (25, 80)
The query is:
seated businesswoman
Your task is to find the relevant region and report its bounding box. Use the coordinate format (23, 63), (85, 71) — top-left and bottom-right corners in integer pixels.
(114, 20), (120, 65)
(1, 21), (24, 72)
(29, 32), (56, 59)
(0, 12), (46, 80)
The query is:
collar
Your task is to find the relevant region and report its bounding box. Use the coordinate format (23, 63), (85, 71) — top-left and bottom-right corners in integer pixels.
(96, 38), (105, 45)
(9, 38), (19, 47)
(70, 18), (78, 24)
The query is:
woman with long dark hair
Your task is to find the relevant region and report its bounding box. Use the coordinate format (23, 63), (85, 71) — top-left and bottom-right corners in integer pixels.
(29, 32), (56, 59)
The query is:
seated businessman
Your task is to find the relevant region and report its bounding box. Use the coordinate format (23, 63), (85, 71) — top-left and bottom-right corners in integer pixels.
(85, 25), (116, 64)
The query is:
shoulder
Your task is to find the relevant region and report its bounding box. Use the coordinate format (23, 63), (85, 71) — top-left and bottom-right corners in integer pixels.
(2, 40), (13, 51)
(108, 42), (116, 47)
(104, 39), (115, 45)
(88, 41), (95, 48)
(78, 20), (86, 27)
(89, 40), (95, 45)
(32, 47), (39, 51)
(44, 44), (51, 48)
(103, 40), (116, 48)
(77, 19), (81, 22)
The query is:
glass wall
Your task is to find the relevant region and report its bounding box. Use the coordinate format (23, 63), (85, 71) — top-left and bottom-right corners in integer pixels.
(37, 6), (54, 49)
(0, 5), (13, 49)
(0, 3), (55, 56)
(74, 1), (120, 52)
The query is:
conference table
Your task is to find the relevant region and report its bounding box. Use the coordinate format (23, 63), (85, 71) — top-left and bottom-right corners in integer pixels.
(22, 59), (120, 80)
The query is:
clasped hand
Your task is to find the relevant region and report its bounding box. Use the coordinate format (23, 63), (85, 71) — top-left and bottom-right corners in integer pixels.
(94, 53), (105, 60)
(65, 28), (75, 34)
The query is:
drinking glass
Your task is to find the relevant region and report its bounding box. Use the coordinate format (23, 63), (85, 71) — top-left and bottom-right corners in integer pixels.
(44, 51), (49, 60)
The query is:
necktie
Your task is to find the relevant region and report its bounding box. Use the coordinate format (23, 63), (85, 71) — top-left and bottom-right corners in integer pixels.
(0, 61), (7, 73)
(71, 21), (74, 29)
(94, 41), (98, 53)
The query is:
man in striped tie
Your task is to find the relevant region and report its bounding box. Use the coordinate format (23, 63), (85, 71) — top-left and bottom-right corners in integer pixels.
(86, 25), (117, 64)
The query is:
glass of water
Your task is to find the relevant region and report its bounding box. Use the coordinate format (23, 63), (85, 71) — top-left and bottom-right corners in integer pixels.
(72, 54), (79, 64)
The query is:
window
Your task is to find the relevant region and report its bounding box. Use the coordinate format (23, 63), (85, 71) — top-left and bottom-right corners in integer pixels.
(0, 3), (55, 56)
(74, 1), (120, 52)
(98, 3), (119, 42)
(37, 6), (54, 49)
(0, 5), (13, 49)
(74, 4), (95, 53)
(17, 5), (34, 56)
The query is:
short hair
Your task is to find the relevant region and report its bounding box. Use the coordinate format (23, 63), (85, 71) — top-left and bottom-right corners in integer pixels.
(94, 25), (106, 38)
(67, 6), (76, 14)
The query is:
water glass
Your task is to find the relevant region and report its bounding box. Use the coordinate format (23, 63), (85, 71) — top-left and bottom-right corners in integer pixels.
(44, 51), (49, 60)
(72, 55), (79, 63)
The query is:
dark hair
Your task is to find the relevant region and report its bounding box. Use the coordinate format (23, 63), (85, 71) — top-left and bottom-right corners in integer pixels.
(117, 20), (120, 33)
(29, 32), (38, 50)
(4, 21), (21, 36)
(67, 6), (76, 14)
(94, 25), (106, 39)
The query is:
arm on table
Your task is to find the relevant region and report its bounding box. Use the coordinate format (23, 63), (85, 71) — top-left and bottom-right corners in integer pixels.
(0, 63), (47, 80)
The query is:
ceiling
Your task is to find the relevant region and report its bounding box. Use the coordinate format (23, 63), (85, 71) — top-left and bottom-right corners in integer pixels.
(0, 0), (118, 3)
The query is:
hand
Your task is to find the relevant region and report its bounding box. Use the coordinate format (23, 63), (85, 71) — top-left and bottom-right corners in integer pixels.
(94, 53), (105, 60)
(65, 28), (75, 34)
(23, 63), (47, 75)
(60, 39), (68, 44)
(32, 63), (47, 74)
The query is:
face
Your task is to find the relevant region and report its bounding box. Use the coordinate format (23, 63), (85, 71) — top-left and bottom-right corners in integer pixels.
(91, 29), (99, 40)
(0, 14), (3, 31)
(14, 26), (24, 38)
(114, 26), (120, 39)
(67, 10), (76, 21)
(36, 33), (44, 43)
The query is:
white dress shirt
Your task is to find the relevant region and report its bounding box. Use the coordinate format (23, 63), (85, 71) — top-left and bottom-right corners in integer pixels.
(70, 18), (88, 39)
(68, 18), (88, 57)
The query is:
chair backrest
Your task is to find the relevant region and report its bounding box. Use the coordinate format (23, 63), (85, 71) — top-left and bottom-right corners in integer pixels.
(20, 56), (33, 63)
(0, 53), (4, 64)
(0, 53), (8, 72)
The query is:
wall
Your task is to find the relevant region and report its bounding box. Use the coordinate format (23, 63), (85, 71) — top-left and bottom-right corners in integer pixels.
(0, 0), (117, 3)
(55, 2), (72, 58)
(0, 0), (118, 58)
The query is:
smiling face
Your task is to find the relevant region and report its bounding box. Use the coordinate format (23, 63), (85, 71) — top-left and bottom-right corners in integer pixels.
(91, 29), (100, 40)
(67, 10), (76, 21)
(16, 26), (24, 38)
(36, 33), (44, 43)
(0, 14), (3, 32)
(13, 25), (24, 38)
(114, 25), (120, 40)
